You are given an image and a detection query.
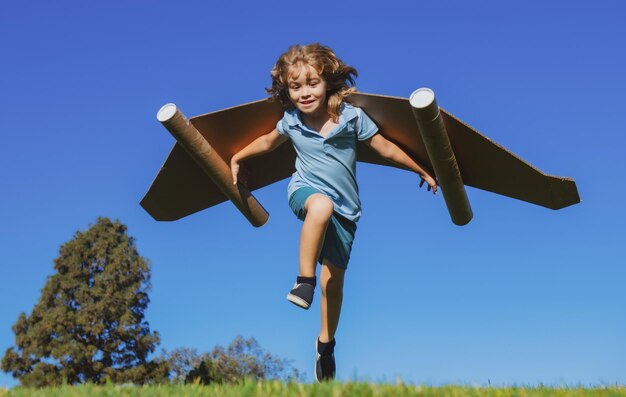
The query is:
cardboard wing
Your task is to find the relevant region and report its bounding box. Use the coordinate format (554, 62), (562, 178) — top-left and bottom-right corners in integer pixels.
(140, 92), (580, 225)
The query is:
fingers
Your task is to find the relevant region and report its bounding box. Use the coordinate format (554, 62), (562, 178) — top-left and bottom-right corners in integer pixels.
(420, 178), (437, 194)
(420, 177), (438, 195)
(231, 164), (238, 185)
(232, 163), (251, 187)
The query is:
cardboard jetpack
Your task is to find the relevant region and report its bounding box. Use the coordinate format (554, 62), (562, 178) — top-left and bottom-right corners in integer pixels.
(140, 89), (580, 227)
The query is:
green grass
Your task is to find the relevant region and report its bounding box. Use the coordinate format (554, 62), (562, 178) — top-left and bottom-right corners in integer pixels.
(2, 381), (625, 397)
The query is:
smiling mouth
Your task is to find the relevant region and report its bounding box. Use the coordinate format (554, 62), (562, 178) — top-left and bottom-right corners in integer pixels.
(300, 100), (314, 105)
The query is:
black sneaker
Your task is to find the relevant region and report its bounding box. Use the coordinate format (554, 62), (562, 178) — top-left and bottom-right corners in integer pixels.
(286, 281), (314, 309)
(315, 337), (336, 382)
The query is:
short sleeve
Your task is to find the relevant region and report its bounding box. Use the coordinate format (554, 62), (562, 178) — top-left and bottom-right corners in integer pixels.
(276, 116), (289, 136)
(356, 108), (379, 141)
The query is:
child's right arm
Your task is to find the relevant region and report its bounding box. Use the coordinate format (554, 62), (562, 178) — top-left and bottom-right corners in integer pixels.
(231, 129), (289, 184)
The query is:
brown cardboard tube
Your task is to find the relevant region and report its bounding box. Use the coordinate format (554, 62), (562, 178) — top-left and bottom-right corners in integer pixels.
(410, 88), (473, 226)
(156, 104), (269, 227)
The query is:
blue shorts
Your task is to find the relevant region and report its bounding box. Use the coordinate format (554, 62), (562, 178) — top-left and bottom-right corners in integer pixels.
(288, 186), (357, 270)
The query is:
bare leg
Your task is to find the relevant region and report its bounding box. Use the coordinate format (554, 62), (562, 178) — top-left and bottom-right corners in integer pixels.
(298, 194), (334, 278)
(319, 260), (345, 343)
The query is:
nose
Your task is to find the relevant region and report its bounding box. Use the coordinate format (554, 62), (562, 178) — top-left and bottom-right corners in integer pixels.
(301, 85), (311, 98)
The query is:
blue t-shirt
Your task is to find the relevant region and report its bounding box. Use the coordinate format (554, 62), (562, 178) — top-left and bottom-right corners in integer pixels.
(275, 102), (379, 222)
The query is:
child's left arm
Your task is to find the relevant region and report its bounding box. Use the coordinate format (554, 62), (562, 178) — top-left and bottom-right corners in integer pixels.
(363, 133), (438, 194)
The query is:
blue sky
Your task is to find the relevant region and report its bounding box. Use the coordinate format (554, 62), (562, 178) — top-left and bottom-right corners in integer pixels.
(1, 0), (624, 388)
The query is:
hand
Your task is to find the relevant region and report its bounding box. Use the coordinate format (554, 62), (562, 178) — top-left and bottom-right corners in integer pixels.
(231, 157), (240, 185)
(419, 173), (438, 195)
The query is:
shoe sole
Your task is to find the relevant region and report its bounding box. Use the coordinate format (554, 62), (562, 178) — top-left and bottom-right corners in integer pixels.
(286, 293), (311, 309)
(314, 338), (320, 383)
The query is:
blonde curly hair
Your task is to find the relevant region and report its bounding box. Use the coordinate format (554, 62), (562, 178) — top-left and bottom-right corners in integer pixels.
(267, 43), (357, 122)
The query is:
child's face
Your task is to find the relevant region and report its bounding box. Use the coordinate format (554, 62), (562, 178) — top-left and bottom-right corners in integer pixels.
(287, 63), (328, 118)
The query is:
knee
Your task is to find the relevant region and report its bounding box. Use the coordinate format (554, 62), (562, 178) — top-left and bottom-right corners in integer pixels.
(322, 275), (344, 299)
(306, 195), (334, 223)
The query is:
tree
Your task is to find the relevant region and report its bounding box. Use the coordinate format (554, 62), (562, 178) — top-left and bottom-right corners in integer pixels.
(161, 336), (303, 384)
(158, 347), (205, 384)
(1, 217), (168, 387)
